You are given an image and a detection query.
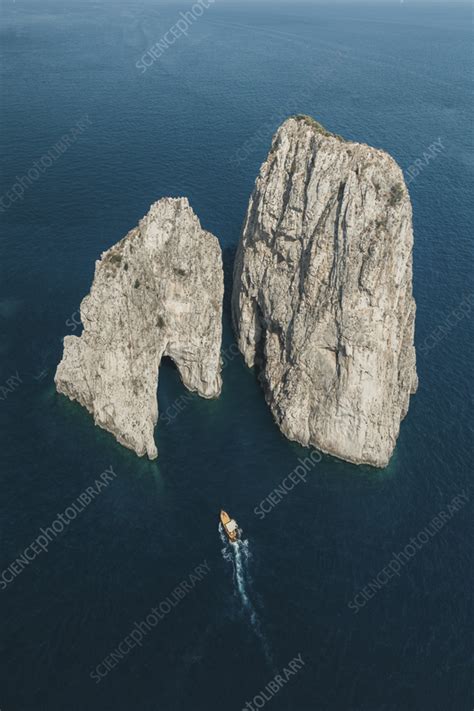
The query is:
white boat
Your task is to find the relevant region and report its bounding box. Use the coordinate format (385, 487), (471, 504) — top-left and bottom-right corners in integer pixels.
(220, 510), (239, 542)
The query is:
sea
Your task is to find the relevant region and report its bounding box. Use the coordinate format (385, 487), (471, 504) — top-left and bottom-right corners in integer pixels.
(0, 1), (472, 709)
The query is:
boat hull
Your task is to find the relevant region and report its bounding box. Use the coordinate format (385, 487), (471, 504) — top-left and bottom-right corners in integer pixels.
(220, 510), (239, 542)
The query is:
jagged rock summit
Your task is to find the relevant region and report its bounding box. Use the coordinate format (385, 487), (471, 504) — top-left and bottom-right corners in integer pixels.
(55, 197), (223, 459)
(232, 115), (418, 467)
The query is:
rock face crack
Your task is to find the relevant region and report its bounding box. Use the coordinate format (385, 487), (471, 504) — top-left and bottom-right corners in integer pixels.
(55, 197), (223, 460)
(232, 116), (418, 467)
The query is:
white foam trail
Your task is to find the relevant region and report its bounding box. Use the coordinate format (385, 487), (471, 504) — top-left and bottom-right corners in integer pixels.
(219, 524), (272, 666)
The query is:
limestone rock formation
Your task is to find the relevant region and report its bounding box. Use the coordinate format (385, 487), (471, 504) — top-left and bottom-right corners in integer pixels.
(232, 116), (417, 467)
(56, 197), (223, 459)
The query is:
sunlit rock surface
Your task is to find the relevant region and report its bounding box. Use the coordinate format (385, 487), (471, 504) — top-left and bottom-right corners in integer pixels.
(232, 116), (417, 467)
(56, 197), (223, 459)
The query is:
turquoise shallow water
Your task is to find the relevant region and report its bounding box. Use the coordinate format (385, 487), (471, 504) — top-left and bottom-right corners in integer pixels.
(0, 2), (473, 710)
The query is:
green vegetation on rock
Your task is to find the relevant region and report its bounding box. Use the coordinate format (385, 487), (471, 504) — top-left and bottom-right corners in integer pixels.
(389, 182), (404, 206)
(291, 115), (345, 142)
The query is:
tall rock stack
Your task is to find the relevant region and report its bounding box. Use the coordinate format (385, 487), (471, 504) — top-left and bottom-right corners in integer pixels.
(232, 116), (417, 467)
(56, 197), (224, 459)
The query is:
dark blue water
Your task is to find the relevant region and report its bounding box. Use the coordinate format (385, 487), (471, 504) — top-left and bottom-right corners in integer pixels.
(1, 2), (473, 709)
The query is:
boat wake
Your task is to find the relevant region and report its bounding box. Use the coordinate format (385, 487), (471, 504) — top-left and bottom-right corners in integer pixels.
(219, 524), (272, 666)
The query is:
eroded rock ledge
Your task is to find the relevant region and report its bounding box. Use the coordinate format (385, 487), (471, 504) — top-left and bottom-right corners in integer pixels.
(55, 197), (223, 459)
(232, 116), (418, 467)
